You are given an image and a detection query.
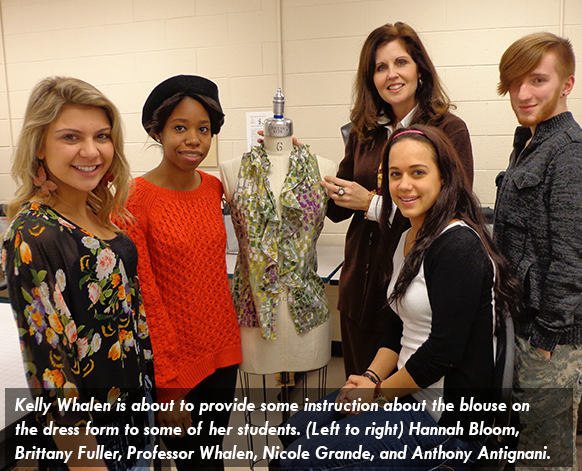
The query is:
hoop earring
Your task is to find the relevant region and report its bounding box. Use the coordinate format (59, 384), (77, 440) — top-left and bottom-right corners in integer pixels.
(33, 163), (57, 197)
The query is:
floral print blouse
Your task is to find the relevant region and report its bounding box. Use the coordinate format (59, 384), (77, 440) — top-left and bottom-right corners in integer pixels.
(2, 202), (154, 421)
(230, 144), (330, 340)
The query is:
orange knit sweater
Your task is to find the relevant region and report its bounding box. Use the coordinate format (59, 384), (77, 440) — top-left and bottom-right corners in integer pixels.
(125, 173), (241, 401)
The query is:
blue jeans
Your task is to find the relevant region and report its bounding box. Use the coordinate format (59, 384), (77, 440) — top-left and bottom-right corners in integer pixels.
(276, 391), (482, 470)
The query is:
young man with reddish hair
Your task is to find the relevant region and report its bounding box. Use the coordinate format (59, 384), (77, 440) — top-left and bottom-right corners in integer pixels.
(494, 32), (582, 470)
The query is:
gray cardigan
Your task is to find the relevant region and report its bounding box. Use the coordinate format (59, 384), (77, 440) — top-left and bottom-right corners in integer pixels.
(494, 112), (582, 351)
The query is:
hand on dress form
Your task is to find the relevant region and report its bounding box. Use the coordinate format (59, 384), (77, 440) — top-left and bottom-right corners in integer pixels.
(321, 176), (373, 211)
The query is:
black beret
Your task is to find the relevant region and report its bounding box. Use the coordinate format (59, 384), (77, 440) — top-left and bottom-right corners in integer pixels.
(141, 75), (225, 135)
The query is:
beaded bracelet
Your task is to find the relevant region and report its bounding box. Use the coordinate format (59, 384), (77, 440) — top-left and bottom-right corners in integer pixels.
(363, 190), (377, 220)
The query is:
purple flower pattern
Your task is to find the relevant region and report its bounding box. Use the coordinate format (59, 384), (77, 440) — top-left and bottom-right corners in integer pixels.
(230, 144), (330, 340)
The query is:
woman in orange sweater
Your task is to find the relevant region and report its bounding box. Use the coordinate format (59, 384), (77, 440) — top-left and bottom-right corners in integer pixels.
(124, 75), (241, 471)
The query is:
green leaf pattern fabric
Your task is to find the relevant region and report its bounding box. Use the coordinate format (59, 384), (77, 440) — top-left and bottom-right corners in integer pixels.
(229, 144), (330, 340)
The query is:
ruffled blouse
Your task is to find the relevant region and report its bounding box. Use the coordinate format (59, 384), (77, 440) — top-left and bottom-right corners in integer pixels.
(230, 144), (329, 340)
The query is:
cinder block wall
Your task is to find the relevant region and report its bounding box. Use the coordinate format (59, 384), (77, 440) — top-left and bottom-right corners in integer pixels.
(0, 0), (581, 232)
(0, 0), (580, 343)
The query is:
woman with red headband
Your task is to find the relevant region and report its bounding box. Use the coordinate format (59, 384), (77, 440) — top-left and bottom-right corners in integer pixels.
(275, 126), (519, 470)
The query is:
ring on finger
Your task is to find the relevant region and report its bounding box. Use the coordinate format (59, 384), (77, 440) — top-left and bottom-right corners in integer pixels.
(337, 186), (345, 196)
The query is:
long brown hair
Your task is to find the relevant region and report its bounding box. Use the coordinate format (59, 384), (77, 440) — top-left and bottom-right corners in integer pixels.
(381, 125), (521, 322)
(351, 22), (453, 139)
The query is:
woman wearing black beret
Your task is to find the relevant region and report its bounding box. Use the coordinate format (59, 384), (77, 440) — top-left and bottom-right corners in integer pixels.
(123, 75), (242, 471)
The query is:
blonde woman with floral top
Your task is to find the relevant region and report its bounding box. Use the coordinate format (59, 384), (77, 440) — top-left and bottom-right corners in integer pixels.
(2, 77), (154, 471)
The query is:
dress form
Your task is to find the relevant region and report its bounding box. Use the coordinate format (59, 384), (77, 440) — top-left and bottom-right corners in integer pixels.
(220, 134), (335, 374)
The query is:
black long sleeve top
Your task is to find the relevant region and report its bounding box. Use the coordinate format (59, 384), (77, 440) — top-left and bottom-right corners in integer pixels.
(381, 225), (496, 437)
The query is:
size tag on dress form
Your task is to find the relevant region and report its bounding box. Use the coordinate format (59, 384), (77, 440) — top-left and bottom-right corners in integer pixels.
(246, 111), (271, 151)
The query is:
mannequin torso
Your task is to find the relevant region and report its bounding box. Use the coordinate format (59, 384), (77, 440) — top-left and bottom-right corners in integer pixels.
(220, 135), (336, 374)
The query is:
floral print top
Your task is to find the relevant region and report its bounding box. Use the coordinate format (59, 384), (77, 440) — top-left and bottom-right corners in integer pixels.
(2, 202), (154, 423)
(230, 144), (330, 340)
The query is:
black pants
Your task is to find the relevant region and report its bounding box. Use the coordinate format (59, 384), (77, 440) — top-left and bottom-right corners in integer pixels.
(161, 365), (238, 471)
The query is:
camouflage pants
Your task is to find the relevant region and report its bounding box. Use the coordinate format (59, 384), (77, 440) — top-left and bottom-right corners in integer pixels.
(513, 335), (582, 471)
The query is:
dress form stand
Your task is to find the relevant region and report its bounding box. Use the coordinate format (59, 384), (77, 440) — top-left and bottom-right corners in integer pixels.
(221, 139), (335, 377)
(221, 90), (337, 469)
(221, 87), (336, 395)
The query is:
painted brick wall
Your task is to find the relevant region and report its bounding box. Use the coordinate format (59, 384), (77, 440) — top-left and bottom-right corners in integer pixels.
(0, 0), (581, 243)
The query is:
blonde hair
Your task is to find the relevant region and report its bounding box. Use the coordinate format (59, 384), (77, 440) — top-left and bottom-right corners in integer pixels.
(498, 32), (575, 95)
(7, 77), (131, 229)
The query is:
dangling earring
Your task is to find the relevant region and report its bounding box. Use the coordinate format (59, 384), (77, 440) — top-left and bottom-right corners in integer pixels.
(33, 163), (57, 197)
(418, 77), (424, 89)
(101, 172), (114, 187)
